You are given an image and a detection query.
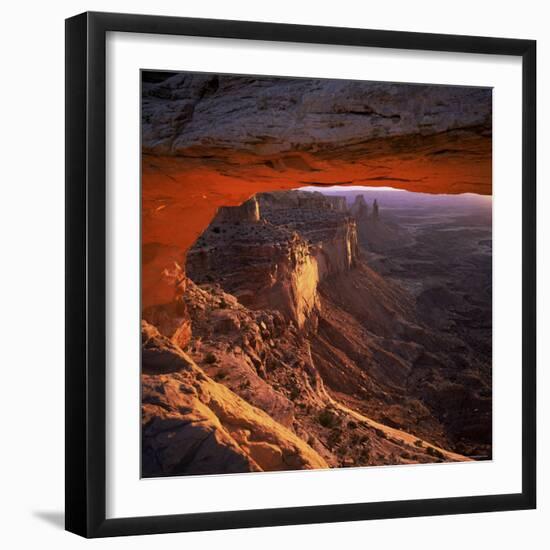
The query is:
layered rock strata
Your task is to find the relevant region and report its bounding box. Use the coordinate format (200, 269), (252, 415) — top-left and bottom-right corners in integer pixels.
(187, 191), (358, 328)
(142, 74), (491, 158)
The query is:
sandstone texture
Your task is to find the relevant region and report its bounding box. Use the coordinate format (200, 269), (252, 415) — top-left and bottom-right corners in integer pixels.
(187, 191), (358, 328)
(142, 321), (329, 476)
(142, 74), (491, 157)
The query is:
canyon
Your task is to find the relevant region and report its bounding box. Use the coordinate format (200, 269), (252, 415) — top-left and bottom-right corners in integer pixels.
(141, 72), (492, 476)
(143, 189), (491, 475)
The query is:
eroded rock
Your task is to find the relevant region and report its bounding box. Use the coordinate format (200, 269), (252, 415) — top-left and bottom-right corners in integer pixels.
(141, 321), (329, 476)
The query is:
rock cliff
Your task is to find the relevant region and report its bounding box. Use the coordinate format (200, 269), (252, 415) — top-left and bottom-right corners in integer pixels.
(350, 194), (369, 219)
(187, 191), (358, 329)
(142, 320), (329, 476)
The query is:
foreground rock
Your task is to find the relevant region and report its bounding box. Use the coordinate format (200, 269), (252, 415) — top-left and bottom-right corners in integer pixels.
(141, 321), (329, 476)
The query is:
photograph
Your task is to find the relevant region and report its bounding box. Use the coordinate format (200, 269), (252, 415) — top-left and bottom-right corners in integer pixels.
(140, 72), (493, 477)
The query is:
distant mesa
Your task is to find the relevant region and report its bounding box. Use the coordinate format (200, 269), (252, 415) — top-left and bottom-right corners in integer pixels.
(185, 190), (386, 333)
(350, 194), (369, 219)
(373, 199), (379, 219)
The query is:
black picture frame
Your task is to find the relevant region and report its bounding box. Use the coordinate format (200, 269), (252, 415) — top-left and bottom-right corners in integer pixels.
(65, 11), (537, 538)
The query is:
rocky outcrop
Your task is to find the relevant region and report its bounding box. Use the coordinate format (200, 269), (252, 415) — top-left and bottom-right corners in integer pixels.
(326, 196), (347, 212)
(142, 321), (329, 476)
(186, 192), (358, 328)
(142, 74), (491, 156)
(213, 195), (260, 223)
(186, 212), (319, 329)
(183, 280), (328, 428)
(350, 195), (369, 219)
(258, 191), (358, 277)
(373, 199), (379, 219)
(178, 277), (464, 469)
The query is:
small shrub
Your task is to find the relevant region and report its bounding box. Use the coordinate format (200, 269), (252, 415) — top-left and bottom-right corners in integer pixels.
(414, 439), (424, 448)
(347, 420), (358, 429)
(318, 408), (337, 428)
(426, 446), (446, 460)
(204, 352), (217, 364)
(289, 387), (300, 400)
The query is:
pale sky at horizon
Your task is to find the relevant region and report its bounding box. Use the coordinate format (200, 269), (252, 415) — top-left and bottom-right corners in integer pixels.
(299, 185), (492, 199)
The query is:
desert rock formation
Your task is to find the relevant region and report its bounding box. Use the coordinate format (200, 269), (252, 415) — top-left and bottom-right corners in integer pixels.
(141, 74), (492, 316)
(142, 320), (329, 476)
(142, 189), (490, 476)
(142, 74), (491, 159)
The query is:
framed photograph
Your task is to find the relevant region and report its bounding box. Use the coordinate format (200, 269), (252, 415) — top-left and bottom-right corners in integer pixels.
(65, 11), (536, 537)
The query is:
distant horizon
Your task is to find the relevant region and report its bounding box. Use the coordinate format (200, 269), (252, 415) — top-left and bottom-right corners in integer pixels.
(299, 185), (491, 198)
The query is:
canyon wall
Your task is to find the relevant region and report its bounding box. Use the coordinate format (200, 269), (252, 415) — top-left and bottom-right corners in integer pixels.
(186, 191), (358, 329)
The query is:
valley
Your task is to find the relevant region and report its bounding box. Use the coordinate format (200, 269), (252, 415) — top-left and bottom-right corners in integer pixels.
(142, 189), (491, 476)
